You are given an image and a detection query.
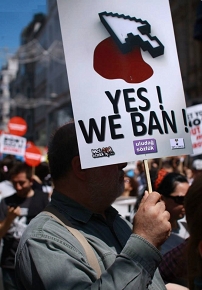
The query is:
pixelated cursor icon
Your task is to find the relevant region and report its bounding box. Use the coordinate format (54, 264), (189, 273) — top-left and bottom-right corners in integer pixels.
(99, 11), (164, 58)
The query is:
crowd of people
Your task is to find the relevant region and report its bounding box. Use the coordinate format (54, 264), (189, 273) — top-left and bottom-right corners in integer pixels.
(0, 121), (201, 289)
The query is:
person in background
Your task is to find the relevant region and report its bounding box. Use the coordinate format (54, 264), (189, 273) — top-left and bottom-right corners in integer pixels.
(184, 173), (202, 290)
(34, 161), (53, 198)
(169, 156), (181, 173)
(156, 172), (190, 255)
(0, 156), (20, 201)
(134, 160), (147, 195)
(159, 239), (189, 287)
(184, 167), (194, 185)
(0, 162), (49, 290)
(159, 172), (202, 289)
(134, 158), (174, 216)
(113, 173), (139, 222)
(15, 121), (177, 290)
(153, 158), (178, 191)
(191, 159), (202, 181)
(149, 158), (160, 189)
(121, 173), (139, 197)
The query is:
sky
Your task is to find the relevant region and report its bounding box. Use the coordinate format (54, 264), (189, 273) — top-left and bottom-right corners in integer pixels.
(0, 0), (47, 69)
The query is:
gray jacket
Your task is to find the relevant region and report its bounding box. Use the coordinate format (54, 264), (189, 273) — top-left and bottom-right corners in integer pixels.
(15, 190), (166, 289)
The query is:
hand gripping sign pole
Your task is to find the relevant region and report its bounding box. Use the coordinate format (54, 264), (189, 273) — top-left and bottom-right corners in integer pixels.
(143, 159), (152, 193)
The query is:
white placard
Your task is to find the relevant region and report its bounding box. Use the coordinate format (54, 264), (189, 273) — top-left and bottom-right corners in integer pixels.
(186, 104), (202, 156)
(0, 134), (27, 156)
(57, 0), (193, 168)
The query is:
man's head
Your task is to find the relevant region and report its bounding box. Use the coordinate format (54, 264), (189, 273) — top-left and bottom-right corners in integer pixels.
(48, 121), (127, 213)
(48, 121), (79, 183)
(9, 162), (33, 198)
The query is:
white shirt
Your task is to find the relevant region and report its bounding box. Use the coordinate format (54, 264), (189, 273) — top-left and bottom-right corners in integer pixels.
(0, 180), (15, 201)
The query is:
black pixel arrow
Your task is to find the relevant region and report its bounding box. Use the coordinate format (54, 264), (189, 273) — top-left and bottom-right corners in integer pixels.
(99, 12), (164, 58)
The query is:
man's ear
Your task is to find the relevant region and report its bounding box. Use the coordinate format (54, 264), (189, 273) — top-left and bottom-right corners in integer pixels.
(198, 240), (202, 258)
(71, 156), (86, 181)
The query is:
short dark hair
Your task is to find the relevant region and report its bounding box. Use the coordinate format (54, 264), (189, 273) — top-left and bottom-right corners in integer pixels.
(48, 121), (79, 181)
(35, 162), (50, 181)
(156, 172), (188, 197)
(0, 155), (19, 181)
(9, 162), (32, 180)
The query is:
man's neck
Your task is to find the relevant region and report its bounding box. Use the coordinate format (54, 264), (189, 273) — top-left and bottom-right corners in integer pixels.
(27, 189), (34, 197)
(17, 189), (34, 198)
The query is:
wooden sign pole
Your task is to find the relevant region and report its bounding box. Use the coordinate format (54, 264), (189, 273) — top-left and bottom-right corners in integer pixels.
(143, 159), (152, 193)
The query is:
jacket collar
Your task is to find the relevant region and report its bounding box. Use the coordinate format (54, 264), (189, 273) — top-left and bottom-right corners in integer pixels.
(50, 189), (118, 224)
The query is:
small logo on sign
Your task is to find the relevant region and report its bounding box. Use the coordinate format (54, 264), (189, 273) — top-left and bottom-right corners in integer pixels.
(133, 139), (157, 155)
(91, 146), (115, 158)
(170, 138), (185, 149)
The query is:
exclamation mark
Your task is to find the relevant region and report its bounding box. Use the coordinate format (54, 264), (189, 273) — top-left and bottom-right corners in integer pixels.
(156, 86), (164, 110)
(182, 109), (189, 133)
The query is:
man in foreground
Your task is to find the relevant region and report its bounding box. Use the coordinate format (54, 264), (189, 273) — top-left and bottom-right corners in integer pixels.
(15, 121), (171, 289)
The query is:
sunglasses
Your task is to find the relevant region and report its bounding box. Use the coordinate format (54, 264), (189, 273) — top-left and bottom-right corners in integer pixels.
(124, 179), (130, 183)
(167, 195), (185, 205)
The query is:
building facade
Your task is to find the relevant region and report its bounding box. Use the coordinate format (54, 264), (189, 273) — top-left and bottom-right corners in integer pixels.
(0, 58), (18, 132)
(170, 0), (202, 106)
(9, 0), (72, 146)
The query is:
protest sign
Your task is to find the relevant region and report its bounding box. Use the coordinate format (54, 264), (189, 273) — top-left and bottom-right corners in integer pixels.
(186, 104), (202, 156)
(57, 0), (193, 169)
(8, 116), (27, 137)
(0, 133), (26, 156)
(25, 145), (42, 167)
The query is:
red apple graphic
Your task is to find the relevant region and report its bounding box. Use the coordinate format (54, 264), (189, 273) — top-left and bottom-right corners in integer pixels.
(94, 37), (153, 83)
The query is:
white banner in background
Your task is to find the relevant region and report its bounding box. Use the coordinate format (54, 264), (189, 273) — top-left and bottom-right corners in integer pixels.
(0, 134), (27, 156)
(187, 104), (202, 156)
